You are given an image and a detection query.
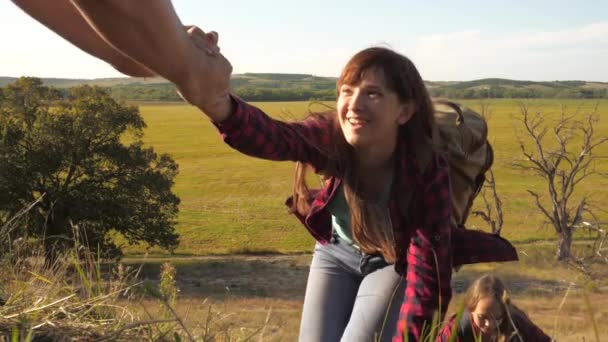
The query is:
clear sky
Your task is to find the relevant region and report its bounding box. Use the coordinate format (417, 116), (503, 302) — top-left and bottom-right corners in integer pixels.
(1, 0), (607, 81)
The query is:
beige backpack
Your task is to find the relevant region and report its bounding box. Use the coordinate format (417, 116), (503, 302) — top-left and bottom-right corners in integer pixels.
(432, 100), (494, 228)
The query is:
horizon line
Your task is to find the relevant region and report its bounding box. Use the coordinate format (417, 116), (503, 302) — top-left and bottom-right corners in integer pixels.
(1, 74), (606, 84)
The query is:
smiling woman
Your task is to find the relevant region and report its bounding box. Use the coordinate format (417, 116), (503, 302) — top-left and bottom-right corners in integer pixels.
(337, 68), (413, 164)
(204, 46), (518, 341)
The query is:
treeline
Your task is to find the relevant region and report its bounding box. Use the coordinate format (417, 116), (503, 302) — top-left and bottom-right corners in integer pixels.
(6, 74), (607, 102)
(107, 84), (336, 102)
(437, 78), (587, 89)
(107, 84), (608, 102)
(108, 84), (181, 101)
(234, 87), (335, 101)
(428, 85), (608, 99)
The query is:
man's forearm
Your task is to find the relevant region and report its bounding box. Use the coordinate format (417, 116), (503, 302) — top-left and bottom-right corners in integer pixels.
(12, 0), (152, 77)
(71, 0), (203, 85)
(15, 0), (233, 120)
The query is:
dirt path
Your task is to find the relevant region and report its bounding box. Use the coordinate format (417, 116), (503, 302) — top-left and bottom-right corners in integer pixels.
(126, 254), (311, 299)
(124, 253), (581, 300)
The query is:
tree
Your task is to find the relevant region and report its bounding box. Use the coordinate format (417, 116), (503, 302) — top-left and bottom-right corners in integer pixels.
(0, 77), (180, 261)
(473, 169), (504, 235)
(513, 102), (608, 261)
(471, 102), (504, 235)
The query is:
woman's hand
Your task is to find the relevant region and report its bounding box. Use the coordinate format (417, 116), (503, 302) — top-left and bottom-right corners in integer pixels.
(184, 25), (220, 55)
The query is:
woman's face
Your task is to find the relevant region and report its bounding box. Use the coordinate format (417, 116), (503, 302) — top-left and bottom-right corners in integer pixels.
(471, 295), (504, 335)
(336, 68), (413, 150)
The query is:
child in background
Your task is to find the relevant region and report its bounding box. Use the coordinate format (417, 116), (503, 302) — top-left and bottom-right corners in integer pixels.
(439, 274), (551, 342)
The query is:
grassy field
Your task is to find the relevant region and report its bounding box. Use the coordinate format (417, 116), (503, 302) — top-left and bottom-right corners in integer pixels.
(120, 99), (608, 255)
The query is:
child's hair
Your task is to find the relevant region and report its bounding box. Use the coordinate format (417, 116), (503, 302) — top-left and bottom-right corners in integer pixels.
(464, 274), (531, 342)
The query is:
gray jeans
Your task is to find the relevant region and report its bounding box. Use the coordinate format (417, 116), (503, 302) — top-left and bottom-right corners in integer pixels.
(298, 237), (406, 342)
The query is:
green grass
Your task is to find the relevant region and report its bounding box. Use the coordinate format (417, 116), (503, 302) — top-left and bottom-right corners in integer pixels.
(121, 99), (608, 255)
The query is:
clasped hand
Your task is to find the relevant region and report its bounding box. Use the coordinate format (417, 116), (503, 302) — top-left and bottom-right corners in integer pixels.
(175, 25), (233, 121)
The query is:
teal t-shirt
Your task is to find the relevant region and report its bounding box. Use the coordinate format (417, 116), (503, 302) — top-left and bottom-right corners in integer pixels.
(326, 178), (393, 247)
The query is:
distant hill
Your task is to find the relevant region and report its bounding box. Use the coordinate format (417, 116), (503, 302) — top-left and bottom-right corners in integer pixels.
(427, 78), (608, 99)
(2, 74), (607, 101)
(0, 74), (333, 88)
(0, 76), (169, 88)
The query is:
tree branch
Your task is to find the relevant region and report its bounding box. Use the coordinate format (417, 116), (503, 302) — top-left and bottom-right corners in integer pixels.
(527, 190), (557, 232)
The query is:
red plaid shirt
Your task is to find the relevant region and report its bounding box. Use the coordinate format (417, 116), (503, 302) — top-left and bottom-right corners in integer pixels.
(438, 313), (552, 342)
(214, 96), (518, 341)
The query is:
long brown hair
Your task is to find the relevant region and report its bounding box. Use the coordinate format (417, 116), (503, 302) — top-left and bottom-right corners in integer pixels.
(291, 47), (437, 263)
(464, 274), (530, 342)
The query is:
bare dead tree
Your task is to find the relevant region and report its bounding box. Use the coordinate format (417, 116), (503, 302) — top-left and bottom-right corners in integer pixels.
(472, 169), (504, 235)
(472, 101), (505, 235)
(513, 102), (608, 261)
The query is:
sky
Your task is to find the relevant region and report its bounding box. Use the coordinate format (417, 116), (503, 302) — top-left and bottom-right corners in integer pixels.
(1, 0), (607, 82)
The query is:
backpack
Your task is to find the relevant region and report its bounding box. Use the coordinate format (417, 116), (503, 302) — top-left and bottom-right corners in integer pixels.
(431, 100), (494, 228)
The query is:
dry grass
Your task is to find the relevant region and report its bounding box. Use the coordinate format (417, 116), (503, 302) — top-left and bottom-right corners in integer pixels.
(0, 239), (277, 341)
(133, 297), (299, 342)
(0, 208), (285, 341)
(0, 250), (149, 341)
(121, 241), (607, 341)
(1, 240), (606, 341)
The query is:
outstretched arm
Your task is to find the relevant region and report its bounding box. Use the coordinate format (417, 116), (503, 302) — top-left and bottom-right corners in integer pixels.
(13, 0), (233, 121)
(71, 0), (233, 120)
(12, 0), (153, 77)
(69, 0), (205, 84)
